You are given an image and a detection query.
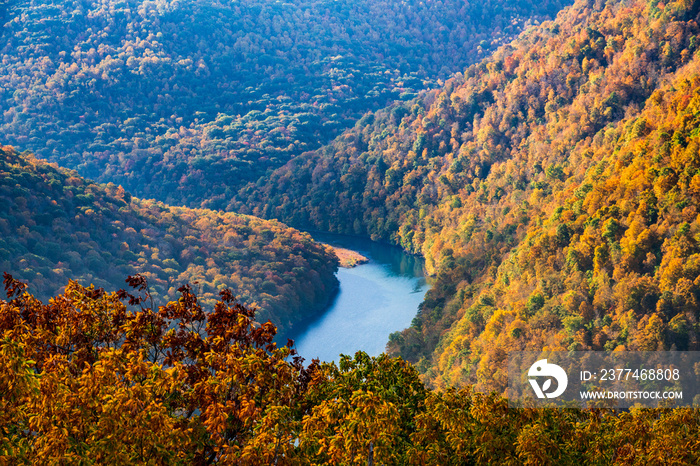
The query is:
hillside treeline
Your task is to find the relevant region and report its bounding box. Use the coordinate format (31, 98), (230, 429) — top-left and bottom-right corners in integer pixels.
(232, 0), (700, 388)
(2, 278), (699, 464)
(0, 0), (570, 208)
(0, 146), (337, 334)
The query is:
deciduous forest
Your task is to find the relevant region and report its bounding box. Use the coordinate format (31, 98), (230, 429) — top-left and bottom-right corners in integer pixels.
(3, 277), (700, 464)
(235, 0), (700, 391)
(0, 0), (568, 207)
(0, 146), (337, 335)
(4, 0), (700, 461)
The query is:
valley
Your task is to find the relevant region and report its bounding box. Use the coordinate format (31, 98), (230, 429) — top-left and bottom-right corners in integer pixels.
(287, 233), (429, 364)
(3, 0), (700, 462)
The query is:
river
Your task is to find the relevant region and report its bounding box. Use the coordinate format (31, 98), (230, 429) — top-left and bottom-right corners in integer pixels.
(286, 233), (430, 363)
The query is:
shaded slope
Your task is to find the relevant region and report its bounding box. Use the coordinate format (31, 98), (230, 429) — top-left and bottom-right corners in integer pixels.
(0, 146), (338, 334)
(0, 0), (569, 208)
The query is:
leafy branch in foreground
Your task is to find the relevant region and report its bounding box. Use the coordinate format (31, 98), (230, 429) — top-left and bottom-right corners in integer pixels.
(0, 272), (315, 464)
(3, 273), (700, 464)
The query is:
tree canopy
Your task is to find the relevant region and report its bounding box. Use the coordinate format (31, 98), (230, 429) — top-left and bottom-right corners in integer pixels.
(3, 275), (700, 464)
(0, 146), (338, 335)
(0, 0), (571, 208)
(231, 0), (700, 388)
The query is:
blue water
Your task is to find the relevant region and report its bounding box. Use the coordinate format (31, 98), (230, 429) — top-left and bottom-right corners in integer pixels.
(287, 233), (429, 363)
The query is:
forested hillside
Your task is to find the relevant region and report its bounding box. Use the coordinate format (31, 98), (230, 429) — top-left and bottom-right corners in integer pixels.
(0, 146), (338, 334)
(430, 58), (700, 390)
(0, 0), (570, 207)
(233, 0), (700, 388)
(7, 0), (700, 460)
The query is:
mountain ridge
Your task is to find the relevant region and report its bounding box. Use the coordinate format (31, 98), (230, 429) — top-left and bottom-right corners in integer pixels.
(0, 0), (570, 208)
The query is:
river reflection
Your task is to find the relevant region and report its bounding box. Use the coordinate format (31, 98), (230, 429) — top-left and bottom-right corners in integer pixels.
(286, 233), (429, 363)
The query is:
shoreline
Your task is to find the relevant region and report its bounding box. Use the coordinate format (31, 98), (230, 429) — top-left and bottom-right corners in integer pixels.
(325, 244), (370, 268)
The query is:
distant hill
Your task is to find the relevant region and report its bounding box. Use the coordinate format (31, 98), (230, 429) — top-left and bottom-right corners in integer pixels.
(0, 146), (338, 335)
(0, 0), (570, 208)
(233, 0), (700, 389)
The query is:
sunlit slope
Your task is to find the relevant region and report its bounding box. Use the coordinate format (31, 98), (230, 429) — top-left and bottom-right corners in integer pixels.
(233, 0), (700, 386)
(0, 146), (338, 333)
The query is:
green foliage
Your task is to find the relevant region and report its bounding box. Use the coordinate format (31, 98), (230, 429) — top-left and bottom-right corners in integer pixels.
(526, 292), (545, 314)
(0, 0), (569, 208)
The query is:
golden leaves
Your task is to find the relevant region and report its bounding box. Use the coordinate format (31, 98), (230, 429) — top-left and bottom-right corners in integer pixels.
(0, 277), (307, 464)
(5, 277), (700, 464)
